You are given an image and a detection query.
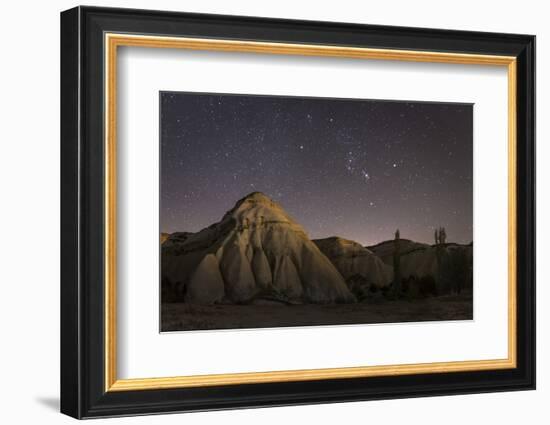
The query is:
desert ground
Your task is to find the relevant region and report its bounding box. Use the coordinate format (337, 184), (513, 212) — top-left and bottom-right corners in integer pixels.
(161, 293), (473, 332)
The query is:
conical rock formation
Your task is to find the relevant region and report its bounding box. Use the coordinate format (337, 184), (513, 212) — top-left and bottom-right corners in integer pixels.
(313, 237), (393, 288)
(162, 192), (356, 304)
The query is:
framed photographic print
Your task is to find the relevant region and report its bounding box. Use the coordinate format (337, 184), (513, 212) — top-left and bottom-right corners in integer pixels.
(60, 6), (535, 419)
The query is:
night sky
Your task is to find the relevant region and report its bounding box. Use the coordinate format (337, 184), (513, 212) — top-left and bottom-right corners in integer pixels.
(160, 92), (472, 246)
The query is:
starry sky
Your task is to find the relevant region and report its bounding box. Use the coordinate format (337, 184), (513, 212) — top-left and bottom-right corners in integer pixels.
(160, 92), (473, 246)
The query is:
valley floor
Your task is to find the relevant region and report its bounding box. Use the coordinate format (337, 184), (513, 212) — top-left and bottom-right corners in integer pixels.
(161, 294), (473, 332)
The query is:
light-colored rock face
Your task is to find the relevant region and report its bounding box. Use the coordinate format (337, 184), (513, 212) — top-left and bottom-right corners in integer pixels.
(223, 192), (309, 238)
(314, 237), (372, 260)
(313, 237), (393, 288)
(162, 192), (355, 304)
(186, 254), (225, 303)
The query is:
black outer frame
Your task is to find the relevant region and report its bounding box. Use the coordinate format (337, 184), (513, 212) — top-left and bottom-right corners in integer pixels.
(60, 6), (535, 419)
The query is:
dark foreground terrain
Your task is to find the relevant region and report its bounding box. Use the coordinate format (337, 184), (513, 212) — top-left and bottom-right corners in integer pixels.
(161, 294), (473, 332)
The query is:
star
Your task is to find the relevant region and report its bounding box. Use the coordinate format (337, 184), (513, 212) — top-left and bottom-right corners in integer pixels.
(161, 92), (472, 245)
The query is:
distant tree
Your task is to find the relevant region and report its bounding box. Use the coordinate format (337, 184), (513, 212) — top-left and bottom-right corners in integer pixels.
(440, 227), (447, 245)
(434, 227), (450, 294)
(393, 229), (402, 294)
(434, 227), (445, 294)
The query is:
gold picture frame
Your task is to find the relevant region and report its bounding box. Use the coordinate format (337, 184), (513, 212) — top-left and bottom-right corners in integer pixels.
(104, 33), (517, 392)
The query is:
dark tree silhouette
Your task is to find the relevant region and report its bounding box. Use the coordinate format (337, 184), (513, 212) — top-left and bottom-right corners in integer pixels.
(392, 229), (401, 294)
(439, 227), (447, 244)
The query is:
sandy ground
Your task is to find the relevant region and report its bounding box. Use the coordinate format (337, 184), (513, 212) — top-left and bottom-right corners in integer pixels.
(161, 294), (473, 332)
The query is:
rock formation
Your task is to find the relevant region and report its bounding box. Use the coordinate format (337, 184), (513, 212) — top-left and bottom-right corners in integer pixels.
(370, 241), (473, 295)
(367, 239), (430, 266)
(313, 237), (392, 288)
(162, 192), (356, 304)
